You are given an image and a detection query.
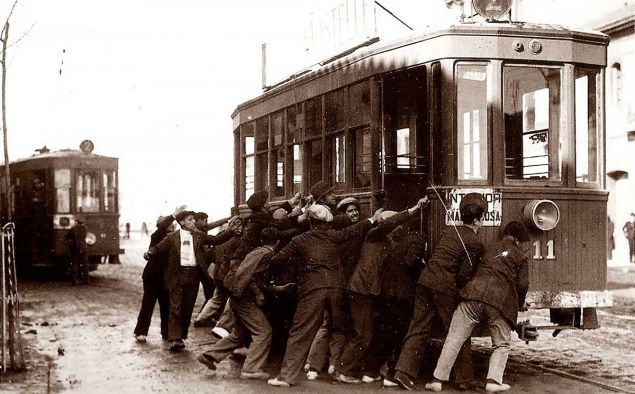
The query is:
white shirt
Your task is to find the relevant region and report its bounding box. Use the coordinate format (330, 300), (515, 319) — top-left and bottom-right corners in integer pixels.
(179, 229), (196, 267)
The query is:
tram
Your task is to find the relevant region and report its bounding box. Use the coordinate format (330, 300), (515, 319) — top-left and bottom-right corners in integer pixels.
(0, 140), (122, 278)
(231, 2), (611, 332)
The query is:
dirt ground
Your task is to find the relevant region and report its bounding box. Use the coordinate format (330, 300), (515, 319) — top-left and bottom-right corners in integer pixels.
(1, 236), (635, 393)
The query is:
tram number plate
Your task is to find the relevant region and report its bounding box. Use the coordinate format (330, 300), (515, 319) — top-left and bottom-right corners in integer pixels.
(445, 188), (502, 227)
(533, 239), (556, 260)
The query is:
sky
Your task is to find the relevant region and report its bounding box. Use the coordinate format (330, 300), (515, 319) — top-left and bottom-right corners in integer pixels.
(0, 0), (630, 228)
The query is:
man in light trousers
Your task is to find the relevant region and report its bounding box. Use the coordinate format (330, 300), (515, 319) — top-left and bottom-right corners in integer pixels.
(425, 221), (530, 393)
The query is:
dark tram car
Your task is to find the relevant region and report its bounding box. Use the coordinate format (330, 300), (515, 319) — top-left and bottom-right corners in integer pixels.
(231, 8), (612, 335)
(0, 141), (122, 276)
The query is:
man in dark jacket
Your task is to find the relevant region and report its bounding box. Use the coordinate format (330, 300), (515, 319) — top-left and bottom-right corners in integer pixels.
(147, 210), (233, 352)
(338, 198), (429, 383)
(267, 204), (383, 387)
(425, 221), (530, 393)
(394, 196), (486, 391)
(133, 206), (184, 342)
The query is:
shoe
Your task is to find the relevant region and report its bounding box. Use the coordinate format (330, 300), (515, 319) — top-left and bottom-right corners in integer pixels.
(134, 334), (147, 343)
(304, 363), (310, 373)
(327, 365), (335, 375)
(197, 353), (217, 370)
(233, 347), (248, 357)
(485, 382), (511, 392)
(383, 378), (399, 388)
(241, 371), (270, 380)
(361, 375), (380, 383)
(306, 370), (318, 381)
(212, 326), (230, 339)
(169, 339), (185, 352)
(457, 379), (479, 391)
(267, 377), (290, 387)
(424, 380), (443, 392)
(394, 371), (415, 391)
(337, 374), (362, 384)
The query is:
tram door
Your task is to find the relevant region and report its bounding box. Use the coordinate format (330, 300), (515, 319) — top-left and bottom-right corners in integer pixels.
(381, 68), (429, 212)
(30, 169), (53, 265)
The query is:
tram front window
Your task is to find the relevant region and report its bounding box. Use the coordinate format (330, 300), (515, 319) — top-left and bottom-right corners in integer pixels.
(575, 69), (600, 183)
(457, 64), (488, 181)
(54, 169), (71, 213)
(503, 65), (562, 181)
(103, 170), (117, 212)
(76, 170), (100, 213)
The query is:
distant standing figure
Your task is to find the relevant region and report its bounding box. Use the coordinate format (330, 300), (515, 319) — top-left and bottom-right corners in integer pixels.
(141, 222), (149, 237)
(125, 222), (131, 240)
(607, 217), (615, 260)
(623, 213), (635, 263)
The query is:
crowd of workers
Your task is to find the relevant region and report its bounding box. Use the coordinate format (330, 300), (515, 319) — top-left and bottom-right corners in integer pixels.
(132, 180), (532, 392)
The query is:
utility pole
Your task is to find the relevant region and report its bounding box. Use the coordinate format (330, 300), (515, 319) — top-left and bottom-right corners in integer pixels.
(1, 22), (11, 222)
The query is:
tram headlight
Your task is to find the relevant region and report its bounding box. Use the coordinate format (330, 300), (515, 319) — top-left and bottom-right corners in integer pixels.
(85, 232), (97, 246)
(522, 200), (560, 231)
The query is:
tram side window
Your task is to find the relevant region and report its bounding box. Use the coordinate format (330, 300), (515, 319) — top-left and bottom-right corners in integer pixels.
(309, 139), (323, 186)
(503, 65), (562, 181)
(103, 170), (117, 212)
(272, 111), (285, 197)
(353, 127), (371, 188)
(242, 123), (255, 201)
(330, 134), (346, 188)
(54, 169), (71, 213)
(255, 117), (269, 192)
(291, 144), (303, 194)
(76, 170), (100, 213)
(457, 64), (488, 181)
(575, 69), (599, 183)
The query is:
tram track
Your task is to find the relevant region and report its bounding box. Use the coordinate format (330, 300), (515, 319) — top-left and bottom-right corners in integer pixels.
(509, 359), (635, 394)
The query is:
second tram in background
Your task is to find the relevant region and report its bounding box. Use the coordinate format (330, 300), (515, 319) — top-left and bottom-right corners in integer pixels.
(231, 1), (612, 334)
(0, 140), (123, 280)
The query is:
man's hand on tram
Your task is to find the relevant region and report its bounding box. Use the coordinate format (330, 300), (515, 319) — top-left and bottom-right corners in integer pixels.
(173, 204), (187, 218)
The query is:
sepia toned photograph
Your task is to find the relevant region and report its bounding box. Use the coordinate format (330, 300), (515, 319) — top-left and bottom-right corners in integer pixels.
(0, 0), (634, 392)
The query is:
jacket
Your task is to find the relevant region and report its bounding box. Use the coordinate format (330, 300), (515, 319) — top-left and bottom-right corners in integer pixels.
(418, 226), (483, 297)
(150, 228), (233, 290)
(142, 215), (175, 281)
(271, 219), (373, 296)
(460, 236), (529, 326)
(348, 211), (413, 296)
(381, 231), (425, 300)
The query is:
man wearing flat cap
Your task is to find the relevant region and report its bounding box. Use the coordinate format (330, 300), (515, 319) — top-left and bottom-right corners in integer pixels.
(267, 205), (384, 387)
(147, 210), (234, 352)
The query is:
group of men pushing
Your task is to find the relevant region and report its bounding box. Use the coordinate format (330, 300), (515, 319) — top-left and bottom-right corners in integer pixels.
(133, 179), (531, 393)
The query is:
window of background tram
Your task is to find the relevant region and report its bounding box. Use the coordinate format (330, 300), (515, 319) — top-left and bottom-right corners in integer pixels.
(309, 139), (323, 187)
(76, 170), (100, 213)
(350, 81), (371, 188)
(255, 117), (269, 192)
(55, 169), (71, 213)
(456, 64), (488, 181)
(503, 65), (562, 181)
(575, 69), (600, 184)
(103, 169), (117, 212)
(286, 105), (304, 194)
(330, 133), (346, 187)
(242, 123), (255, 201)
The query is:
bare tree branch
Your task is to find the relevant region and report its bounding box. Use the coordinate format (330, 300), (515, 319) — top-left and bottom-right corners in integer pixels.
(1, 0), (19, 35)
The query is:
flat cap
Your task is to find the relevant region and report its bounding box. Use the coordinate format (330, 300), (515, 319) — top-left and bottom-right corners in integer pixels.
(336, 197), (360, 212)
(307, 204), (334, 222)
(246, 190), (269, 211)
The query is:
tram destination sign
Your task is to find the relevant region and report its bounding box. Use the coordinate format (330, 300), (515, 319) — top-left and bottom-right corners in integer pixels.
(445, 188), (502, 227)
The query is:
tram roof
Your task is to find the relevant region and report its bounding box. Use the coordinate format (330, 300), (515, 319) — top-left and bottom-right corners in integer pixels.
(9, 149), (118, 165)
(232, 22), (609, 121)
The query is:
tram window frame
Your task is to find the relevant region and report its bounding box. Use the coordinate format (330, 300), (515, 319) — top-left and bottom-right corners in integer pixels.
(103, 169), (118, 213)
(76, 169), (101, 213)
(352, 126), (372, 189)
(456, 62), (490, 184)
(255, 116), (270, 194)
(271, 110), (286, 199)
(54, 168), (72, 214)
(241, 122), (256, 202)
(328, 132), (347, 190)
(502, 64), (563, 185)
(574, 67), (601, 187)
(286, 103), (304, 195)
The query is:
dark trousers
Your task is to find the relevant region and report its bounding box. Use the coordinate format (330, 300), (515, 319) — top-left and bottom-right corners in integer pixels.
(167, 267), (200, 341)
(364, 296), (414, 378)
(629, 237), (635, 262)
(395, 285), (474, 384)
(134, 278), (169, 337)
(279, 288), (348, 385)
(204, 296), (272, 373)
(338, 292), (377, 377)
(200, 272), (215, 300)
